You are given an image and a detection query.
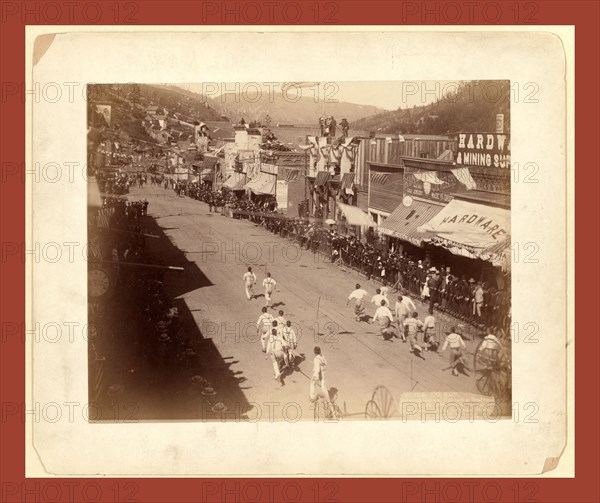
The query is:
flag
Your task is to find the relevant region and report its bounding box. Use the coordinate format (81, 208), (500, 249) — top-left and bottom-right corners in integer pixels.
(450, 167), (477, 190)
(413, 171), (445, 185)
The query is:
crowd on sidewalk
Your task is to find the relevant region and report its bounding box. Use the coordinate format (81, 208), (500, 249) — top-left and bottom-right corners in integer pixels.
(170, 182), (511, 335)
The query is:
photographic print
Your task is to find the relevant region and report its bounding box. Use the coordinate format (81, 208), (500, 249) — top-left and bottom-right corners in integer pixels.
(27, 27), (570, 477)
(87, 80), (512, 422)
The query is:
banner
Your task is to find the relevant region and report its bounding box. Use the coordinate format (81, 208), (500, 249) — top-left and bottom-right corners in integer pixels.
(418, 198), (510, 251)
(455, 132), (510, 169)
(276, 180), (288, 210)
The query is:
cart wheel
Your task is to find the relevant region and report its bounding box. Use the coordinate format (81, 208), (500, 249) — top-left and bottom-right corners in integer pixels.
(371, 385), (396, 419)
(365, 400), (382, 419)
(473, 339), (501, 372)
(475, 368), (494, 395)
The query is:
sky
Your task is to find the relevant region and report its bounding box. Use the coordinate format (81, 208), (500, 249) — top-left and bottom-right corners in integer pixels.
(178, 81), (462, 111)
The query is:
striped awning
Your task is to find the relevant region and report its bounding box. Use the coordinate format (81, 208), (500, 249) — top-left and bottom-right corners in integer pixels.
(315, 171), (330, 187)
(222, 172), (246, 190)
(283, 168), (300, 182)
(244, 171), (276, 195)
(341, 172), (355, 191)
(202, 156), (219, 170)
(378, 199), (444, 246)
(417, 199), (510, 266)
(370, 172), (389, 185)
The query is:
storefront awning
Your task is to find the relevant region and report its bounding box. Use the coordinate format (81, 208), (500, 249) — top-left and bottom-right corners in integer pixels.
(315, 171), (330, 187)
(418, 198), (510, 264)
(341, 172), (355, 192)
(244, 171), (276, 195)
(222, 172), (246, 190)
(338, 202), (376, 227)
(378, 199), (444, 246)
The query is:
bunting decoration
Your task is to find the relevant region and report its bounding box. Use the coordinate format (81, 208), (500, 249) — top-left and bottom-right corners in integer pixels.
(450, 167), (477, 190)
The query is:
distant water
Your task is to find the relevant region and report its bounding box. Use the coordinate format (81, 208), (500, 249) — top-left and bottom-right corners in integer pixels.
(203, 121), (368, 149)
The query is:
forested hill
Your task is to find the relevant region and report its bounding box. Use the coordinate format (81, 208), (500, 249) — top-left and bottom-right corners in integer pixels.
(353, 81), (511, 135)
(88, 84), (227, 143)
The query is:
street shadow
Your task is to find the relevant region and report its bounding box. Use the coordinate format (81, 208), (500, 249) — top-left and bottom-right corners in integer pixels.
(91, 295), (251, 422)
(143, 216), (214, 298)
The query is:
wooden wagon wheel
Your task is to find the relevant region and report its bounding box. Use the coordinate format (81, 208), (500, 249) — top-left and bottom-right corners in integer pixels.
(370, 385), (397, 419)
(365, 400), (382, 419)
(474, 338), (503, 396)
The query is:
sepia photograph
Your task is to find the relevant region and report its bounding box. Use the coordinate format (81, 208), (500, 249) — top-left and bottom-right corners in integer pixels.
(86, 80), (512, 422)
(25, 26), (572, 477)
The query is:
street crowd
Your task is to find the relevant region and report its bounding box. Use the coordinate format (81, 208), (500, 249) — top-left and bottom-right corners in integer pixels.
(171, 183), (511, 335)
(115, 172), (510, 410)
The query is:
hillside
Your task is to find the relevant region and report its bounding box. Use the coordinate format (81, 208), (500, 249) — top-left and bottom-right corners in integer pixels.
(205, 92), (384, 126)
(353, 80), (511, 134)
(87, 84), (227, 143)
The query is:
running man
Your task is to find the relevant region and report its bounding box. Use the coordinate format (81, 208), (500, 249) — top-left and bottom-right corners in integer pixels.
(309, 346), (330, 404)
(347, 283), (369, 322)
(394, 295), (410, 341)
(423, 308), (437, 351)
(440, 326), (466, 375)
(401, 293), (417, 314)
(371, 288), (389, 308)
(371, 299), (396, 340)
(243, 266), (257, 300)
(403, 311), (424, 356)
(275, 309), (286, 328)
(282, 320), (298, 368)
(380, 281), (390, 298)
(263, 272), (277, 307)
(268, 328), (289, 385)
(256, 307), (274, 353)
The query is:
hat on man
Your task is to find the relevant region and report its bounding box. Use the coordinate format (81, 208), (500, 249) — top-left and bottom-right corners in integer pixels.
(468, 278), (476, 283)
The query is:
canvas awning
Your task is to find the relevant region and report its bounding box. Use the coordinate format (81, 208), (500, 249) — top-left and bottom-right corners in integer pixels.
(378, 199), (444, 246)
(418, 199), (510, 264)
(282, 167), (300, 182)
(338, 202), (376, 227)
(341, 172), (355, 193)
(315, 171), (330, 187)
(244, 171), (276, 195)
(222, 172), (246, 191)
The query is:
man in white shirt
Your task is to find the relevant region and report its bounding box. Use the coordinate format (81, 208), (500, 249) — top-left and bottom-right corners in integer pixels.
(371, 288), (389, 309)
(309, 346), (330, 404)
(401, 294), (417, 313)
(422, 308), (437, 351)
(243, 266), (257, 300)
(347, 283), (369, 322)
(275, 309), (286, 328)
(394, 296), (410, 341)
(473, 281), (484, 318)
(263, 272), (277, 308)
(256, 307), (274, 353)
(380, 281), (390, 298)
(440, 326), (466, 375)
(282, 320), (297, 368)
(268, 328), (289, 384)
(371, 300), (395, 340)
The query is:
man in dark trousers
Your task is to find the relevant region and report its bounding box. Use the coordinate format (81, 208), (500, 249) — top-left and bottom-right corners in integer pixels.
(340, 118), (349, 136)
